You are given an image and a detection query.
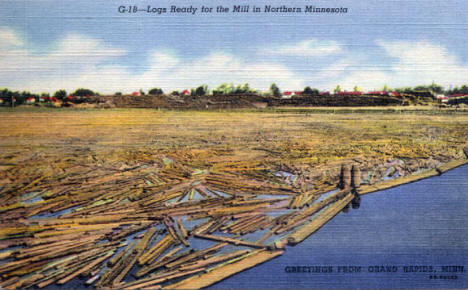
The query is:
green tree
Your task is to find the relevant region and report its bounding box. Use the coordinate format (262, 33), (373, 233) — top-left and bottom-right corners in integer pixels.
(460, 85), (468, 94)
(170, 90), (179, 96)
(115, 92), (122, 96)
(413, 85), (428, 91)
(428, 82), (443, 94)
(448, 84), (468, 95)
(148, 88), (164, 95)
(381, 84), (391, 91)
(72, 88), (95, 97)
(302, 86), (319, 95)
(270, 83), (281, 97)
(394, 87), (412, 93)
(333, 85), (342, 94)
(216, 83), (228, 95)
(194, 85), (208, 96)
(139, 89), (145, 96)
(53, 89), (67, 100)
(241, 83), (251, 93)
(353, 86), (362, 92)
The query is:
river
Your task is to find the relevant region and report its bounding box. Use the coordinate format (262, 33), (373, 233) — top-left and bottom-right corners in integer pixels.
(213, 165), (468, 289)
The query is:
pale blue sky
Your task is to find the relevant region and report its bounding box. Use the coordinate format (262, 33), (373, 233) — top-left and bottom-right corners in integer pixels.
(0, 0), (467, 93)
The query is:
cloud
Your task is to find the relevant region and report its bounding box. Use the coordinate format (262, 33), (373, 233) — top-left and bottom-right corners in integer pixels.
(157, 52), (303, 91)
(0, 27), (304, 93)
(259, 39), (342, 57)
(319, 40), (468, 91)
(148, 51), (180, 69)
(2, 27), (468, 94)
(0, 27), (23, 49)
(0, 30), (128, 92)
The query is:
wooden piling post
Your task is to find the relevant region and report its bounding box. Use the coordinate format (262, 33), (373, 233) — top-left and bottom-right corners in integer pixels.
(351, 165), (361, 190)
(339, 164), (351, 189)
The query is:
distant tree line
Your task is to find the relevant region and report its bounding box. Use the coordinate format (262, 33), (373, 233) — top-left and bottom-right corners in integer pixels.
(379, 83), (468, 95)
(2, 82), (468, 107)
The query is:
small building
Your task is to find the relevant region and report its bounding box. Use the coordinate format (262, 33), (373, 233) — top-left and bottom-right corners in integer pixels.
(448, 94), (468, 99)
(389, 92), (400, 97)
(181, 90), (190, 96)
(336, 91), (363, 96)
(367, 91), (388, 96)
(132, 92), (140, 96)
(39, 97), (46, 102)
(26, 97), (35, 104)
(294, 91), (302, 96)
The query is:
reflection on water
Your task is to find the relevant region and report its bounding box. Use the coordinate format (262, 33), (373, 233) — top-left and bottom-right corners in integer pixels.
(343, 192), (361, 213)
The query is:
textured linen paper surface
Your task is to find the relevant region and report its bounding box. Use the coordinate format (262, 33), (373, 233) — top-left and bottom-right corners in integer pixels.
(0, 1), (467, 289)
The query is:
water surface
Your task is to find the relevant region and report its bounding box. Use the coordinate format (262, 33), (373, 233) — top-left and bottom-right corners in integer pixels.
(213, 165), (468, 289)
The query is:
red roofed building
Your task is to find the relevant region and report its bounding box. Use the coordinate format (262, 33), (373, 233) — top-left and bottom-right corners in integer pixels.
(367, 91), (388, 96)
(181, 90), (190, 96)
(320, 91), (330, 96)
(26, 97), (35, 104)
(336, 91), (363, 96)
(448, 94), (468, 98)
(437, 94), (448, 101)
(282, 91), (292, 96)
(294, 91), (302, 96)
(132, 92), (140, 96)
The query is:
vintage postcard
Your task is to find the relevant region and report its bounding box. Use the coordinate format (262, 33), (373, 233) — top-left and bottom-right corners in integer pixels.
(0, 0), (467, 289)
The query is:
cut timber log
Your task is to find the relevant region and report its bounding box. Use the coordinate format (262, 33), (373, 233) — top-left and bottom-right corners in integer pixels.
(287, 193), (354, 245)
(178, 249), (250, 271)
(165, 249), (284, 289)
(57, 250), (114, 284)
(111, 227), (157, 285)
(135, 248), (190, 278)
(138, 234), (174, 265)
(121, 268), (205, 290)
(194, 233), (272, 250)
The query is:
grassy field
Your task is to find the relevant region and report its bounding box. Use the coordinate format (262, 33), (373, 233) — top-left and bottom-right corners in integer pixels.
(0, 107), (467, 289)
(1, 107), (467, 175)
(1, 107), (467, 191)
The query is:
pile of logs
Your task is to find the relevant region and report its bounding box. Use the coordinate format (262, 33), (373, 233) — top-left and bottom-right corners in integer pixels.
(0, 152), (361, 289)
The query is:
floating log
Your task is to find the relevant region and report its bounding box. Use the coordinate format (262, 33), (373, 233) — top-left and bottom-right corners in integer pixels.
(121, 268), (205, 290)
(194, 233), (271, 250)
(287, 194), (354, 245)
(165, 249), (284, 289)
(57, 250), (114, 284)
(175, 219), (188, 239)
(178, 249), (250, 271)
(138, 235), (174, 265)
(135, 248), (191, 278)
(164, 243), (227, 269)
